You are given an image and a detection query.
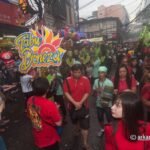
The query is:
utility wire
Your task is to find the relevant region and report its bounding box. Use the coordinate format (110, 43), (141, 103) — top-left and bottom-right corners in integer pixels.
(128, 0), (144, 16)
(126, 3), (150, 26)
(79, 0), (96, 10)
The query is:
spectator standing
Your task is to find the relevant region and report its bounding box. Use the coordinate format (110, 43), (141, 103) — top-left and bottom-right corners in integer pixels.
(113, 64), (137, 95)
(63, 64), (91, 150)
(27, 78), (62, 150)
(141, 67), (150, 121)
(93, 66), (114, 137)
(20, 73), (34, 110)
(52, 71), (67, 124)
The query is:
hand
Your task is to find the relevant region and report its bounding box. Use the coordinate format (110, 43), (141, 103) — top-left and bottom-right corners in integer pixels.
(74, 102), (82, 110)
(97, 88), (102, 94)
(55, 102), (60, 109)
(124, 89), (131, 92)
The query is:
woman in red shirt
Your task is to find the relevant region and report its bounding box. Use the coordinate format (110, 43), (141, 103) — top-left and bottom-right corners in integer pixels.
(121, 56), (132, 74)
(105, 92), (150, 150)
(114, 64), (137, 95)
(27, 78), (62, 150)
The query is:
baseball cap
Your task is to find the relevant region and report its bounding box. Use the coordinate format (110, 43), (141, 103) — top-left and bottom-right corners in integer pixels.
(98, 66), (108, 73)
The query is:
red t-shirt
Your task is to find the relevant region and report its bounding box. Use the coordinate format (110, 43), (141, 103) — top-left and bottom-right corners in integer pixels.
(27, 96), (61, 148)
(63, 76), (91, 107)
(117, 76), (137, 94)
(105, 120), (150, 150)
(126, 65), (132, 74)
(141, 83), (150, 101)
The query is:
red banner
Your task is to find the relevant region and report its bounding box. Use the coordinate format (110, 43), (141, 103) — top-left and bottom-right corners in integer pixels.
(0, 1), (28, 26)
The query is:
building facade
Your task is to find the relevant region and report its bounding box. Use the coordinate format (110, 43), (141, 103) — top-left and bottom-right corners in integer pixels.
(79, 17), (122, 41)
(0, 0), (78, 35)
(66, 0), (76, 26)
(97, 4), (129, 25)
(44, 0), (78, 30)
(0, 1), (28, 35)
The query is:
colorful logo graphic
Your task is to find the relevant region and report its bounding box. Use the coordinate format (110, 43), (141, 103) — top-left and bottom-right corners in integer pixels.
(15, 26), (66, 73)
(28, 104), (42, 131)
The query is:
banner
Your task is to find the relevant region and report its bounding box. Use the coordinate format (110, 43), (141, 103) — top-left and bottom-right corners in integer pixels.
(15, 26), (66, 73)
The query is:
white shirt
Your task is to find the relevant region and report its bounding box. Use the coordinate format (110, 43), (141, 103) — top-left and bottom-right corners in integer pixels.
(20, 75), (33, 93)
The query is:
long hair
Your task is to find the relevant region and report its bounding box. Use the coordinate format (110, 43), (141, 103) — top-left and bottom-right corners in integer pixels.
(114, 64), (131, 90)
(116, 92), (144, 141)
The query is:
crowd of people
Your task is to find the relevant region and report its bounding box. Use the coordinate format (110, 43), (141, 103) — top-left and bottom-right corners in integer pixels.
(0, 42), (150, 150)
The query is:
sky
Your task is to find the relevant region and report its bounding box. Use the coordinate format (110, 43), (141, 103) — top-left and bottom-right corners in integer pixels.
(79, 0), (144, 20)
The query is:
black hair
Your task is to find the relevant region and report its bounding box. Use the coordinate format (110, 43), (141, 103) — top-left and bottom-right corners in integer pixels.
(114, 64), (131, 89)
(117, 92), (144, 141)
(32, 77), (49, 96)
(71, 64), (83, 71)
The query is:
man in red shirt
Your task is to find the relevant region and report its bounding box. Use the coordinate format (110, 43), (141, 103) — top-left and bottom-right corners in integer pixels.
(63, 64), (91, 150)
(27, 78), (62, 150)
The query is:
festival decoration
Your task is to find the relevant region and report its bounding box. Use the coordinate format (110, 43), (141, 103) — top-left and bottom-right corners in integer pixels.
(79, 49), (90, 65)
(140, 25), (150, 47)
(59, 26), (81, 41)
(128, 50), (134, 58)
(15, 26), (66, 74)
(19, 0), (44, 26)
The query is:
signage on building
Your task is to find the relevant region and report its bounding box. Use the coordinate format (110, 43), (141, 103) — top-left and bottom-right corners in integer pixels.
(0, 1), (27, 26)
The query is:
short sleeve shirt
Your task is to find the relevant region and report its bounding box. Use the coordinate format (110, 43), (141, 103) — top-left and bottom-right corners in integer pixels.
(105, 120), (150, 150)
(63, 76), (91, 107)
(93, 78), (114, 108)
(117, 76), (137, 94)
(20, 75), (33, 93)
(27, 96), (61, 148)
